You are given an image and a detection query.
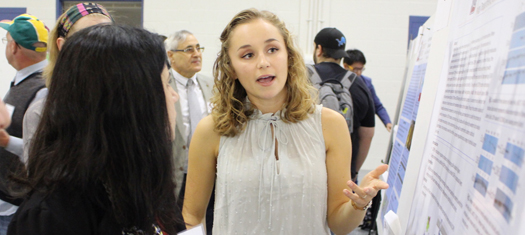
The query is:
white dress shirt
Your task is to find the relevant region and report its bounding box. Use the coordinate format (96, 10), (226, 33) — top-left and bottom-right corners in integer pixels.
(171, 69), (208, 143)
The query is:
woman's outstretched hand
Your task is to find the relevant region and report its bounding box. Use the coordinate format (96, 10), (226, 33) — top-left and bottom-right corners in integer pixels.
(343, 164), (389, 209)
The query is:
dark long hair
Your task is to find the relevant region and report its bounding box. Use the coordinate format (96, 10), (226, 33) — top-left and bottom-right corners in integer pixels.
(26, 25), (181, 234)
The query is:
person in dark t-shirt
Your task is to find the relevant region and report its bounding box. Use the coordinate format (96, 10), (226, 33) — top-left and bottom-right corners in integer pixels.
(312, 28), (375, 181)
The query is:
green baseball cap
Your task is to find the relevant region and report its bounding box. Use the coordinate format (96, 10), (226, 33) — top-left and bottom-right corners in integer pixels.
(0, 14), (48, 52)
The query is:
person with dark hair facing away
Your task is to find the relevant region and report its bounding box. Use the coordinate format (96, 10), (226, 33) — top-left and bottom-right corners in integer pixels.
(7, 24), (184, 235)
(0, 14), (48, 233)
(312, 28), (376, 182)
(344, 49), (392, 132)
(182, 9), (388, 235)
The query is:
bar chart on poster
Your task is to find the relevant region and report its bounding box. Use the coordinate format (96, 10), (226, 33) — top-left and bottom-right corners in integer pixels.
(380, 0), (525, 234)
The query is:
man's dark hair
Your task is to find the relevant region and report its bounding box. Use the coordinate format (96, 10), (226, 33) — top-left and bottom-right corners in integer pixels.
(316, 43), (339, 59)
(344, 49), (367, 65)
(24, 25), (183, 233)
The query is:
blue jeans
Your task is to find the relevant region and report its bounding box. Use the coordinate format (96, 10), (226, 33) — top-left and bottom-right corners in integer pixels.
(0, 214), (14, 235)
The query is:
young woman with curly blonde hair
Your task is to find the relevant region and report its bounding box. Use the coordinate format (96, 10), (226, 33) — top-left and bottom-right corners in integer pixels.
(182, 8), (388, 235)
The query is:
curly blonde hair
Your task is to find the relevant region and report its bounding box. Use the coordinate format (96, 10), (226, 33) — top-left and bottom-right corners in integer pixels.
(212, 8), (317, 137)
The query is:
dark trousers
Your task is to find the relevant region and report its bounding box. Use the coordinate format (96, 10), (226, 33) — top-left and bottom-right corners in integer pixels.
(178, 174), (215, 235)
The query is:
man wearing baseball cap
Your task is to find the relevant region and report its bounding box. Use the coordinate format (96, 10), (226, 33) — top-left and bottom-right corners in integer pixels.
(0, 13), (48, 233)
(311, 27), (375, 182)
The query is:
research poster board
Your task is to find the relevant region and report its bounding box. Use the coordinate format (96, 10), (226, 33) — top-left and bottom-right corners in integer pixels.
(381, 19), (435, 218)
(404, 0), (525, 234)
(379, 25), (452, 235)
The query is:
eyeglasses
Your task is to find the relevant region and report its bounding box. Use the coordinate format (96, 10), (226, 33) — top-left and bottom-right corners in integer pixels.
(171, 46), (205, 54)
(2, 37), (20, 48)
(348, 65), (365, 72)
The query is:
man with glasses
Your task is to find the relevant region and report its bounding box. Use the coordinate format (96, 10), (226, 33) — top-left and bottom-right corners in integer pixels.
(164, 30), (214, 234)
(344, 49), (392, 132)
(0, 14), (48, 234)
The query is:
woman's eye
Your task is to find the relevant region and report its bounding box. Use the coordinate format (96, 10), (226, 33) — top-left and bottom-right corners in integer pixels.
(268, 48), (278, 53)
(242, 53), (253, 59)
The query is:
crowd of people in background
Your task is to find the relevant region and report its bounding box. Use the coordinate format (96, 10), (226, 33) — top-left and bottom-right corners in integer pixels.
(0, 3), (390, 235)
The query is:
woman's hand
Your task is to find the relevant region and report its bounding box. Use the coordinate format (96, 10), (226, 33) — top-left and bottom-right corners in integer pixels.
(343, 164), (389, 209)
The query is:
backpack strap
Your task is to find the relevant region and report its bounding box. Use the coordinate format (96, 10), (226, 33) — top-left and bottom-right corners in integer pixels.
(307, 64), (357, 90)
(306, 64), (322, 86)
(340, 71), (357, 90)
